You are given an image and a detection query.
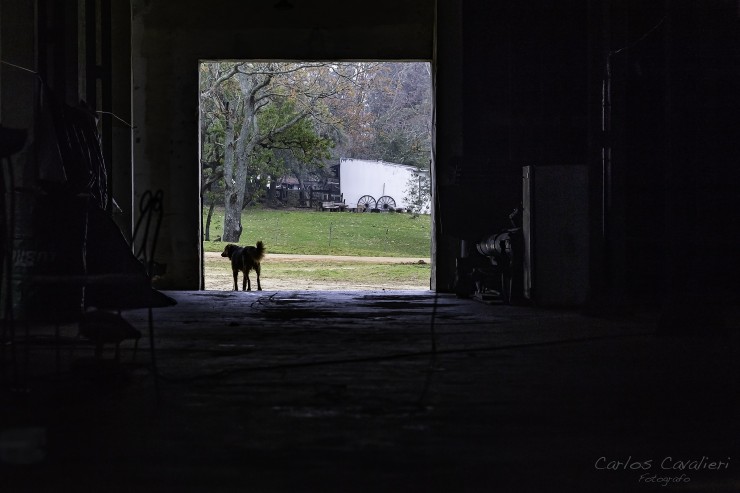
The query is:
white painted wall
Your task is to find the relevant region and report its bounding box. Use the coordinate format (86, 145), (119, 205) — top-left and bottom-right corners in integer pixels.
(339, 158), (429, 210)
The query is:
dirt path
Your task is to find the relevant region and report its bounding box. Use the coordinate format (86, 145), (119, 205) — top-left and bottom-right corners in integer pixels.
(203, 252), (431, 291)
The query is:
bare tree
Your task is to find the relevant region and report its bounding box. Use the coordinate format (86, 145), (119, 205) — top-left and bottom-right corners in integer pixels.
(201, 61), (377, 242)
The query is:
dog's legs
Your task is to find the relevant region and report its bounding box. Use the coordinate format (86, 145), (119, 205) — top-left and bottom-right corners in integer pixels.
(255, 264), (262, 291)
(245, 272), (251, 291)
(232, 270), (239, 291)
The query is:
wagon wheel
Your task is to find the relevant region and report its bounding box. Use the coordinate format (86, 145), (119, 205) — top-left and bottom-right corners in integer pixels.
(356, 195), (376, 212)
(376, 195), (396, 211)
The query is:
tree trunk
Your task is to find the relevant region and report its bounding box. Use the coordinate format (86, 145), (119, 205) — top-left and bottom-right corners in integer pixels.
(222, 106), (243, 242)
(266, 175), (276, 206)
(223, 194), (242, 241)
(223, 73), (264, 241)
(204, 199), (215, 241)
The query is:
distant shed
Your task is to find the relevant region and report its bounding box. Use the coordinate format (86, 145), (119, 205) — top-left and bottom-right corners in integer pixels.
(339, 158), (428, 211)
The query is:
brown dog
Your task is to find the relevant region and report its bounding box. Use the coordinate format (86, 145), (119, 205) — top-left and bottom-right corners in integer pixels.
(221, 241), (265, 291)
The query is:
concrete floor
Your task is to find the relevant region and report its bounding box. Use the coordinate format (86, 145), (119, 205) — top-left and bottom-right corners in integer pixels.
(1, 290), (738, 492)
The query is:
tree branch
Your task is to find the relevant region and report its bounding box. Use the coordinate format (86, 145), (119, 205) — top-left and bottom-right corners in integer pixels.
(201, 63), (242, 98)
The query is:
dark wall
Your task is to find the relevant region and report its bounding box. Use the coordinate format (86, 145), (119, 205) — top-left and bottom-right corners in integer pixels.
(434, 1), (592, 291)
(601, 0), (740, 320)
(438, 0), (740, 320)
(600, 0), (670, 309)
(660, 0), (740, 325)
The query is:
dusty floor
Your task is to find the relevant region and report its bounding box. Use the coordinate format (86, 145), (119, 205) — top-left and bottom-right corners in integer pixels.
(1, 290), (738, 492)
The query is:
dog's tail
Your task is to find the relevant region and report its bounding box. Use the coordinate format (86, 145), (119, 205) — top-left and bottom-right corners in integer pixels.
(254, 240), (266, 261)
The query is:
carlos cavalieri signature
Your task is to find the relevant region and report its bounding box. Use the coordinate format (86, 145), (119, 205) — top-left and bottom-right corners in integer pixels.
(594, 456), (731, 486)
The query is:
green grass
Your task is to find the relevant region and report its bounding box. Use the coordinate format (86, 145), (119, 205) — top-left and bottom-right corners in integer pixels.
(203, 207), (431, 257)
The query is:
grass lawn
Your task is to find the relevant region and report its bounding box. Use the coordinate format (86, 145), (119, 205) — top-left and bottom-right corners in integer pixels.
(203, 207), (431, 258)
(203, 207), (431, 289)
(204, 257), (431, 290)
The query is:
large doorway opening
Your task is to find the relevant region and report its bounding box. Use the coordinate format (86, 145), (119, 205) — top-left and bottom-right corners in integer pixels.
(198, 61), (433, 291)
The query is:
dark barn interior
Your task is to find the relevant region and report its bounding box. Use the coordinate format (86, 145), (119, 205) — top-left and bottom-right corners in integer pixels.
(1, 1), (739, 492)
